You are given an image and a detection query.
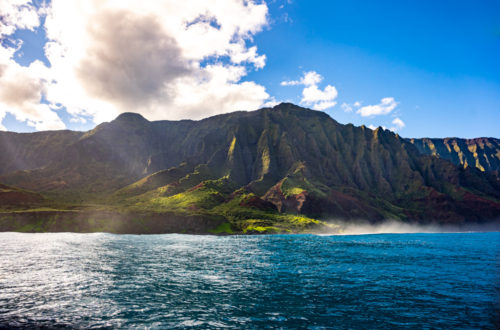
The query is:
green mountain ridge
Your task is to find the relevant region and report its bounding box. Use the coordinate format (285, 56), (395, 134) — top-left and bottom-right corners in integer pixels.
(408, 137), (500, 174)
(0, 103), (499, 234)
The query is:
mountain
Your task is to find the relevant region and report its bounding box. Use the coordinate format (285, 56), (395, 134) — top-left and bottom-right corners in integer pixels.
(0, 183), (46, 210)
(0, 103), (499, 234)
(0, 130), (83, 176)
(408, 137), (500, 174)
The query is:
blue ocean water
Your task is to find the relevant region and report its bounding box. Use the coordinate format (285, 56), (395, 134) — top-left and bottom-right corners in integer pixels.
(0, 232), (498, 329)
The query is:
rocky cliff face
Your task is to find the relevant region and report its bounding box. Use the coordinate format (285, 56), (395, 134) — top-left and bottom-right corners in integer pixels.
(408, 137), (500, 174)
(0, 103), (499, 225)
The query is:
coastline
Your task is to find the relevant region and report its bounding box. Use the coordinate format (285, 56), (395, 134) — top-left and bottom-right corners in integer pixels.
(0, 210), (228, 235)
(1, 210), (498, 235)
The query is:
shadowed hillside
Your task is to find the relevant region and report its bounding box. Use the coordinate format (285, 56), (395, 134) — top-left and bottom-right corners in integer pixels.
(0, 130), (84, 176)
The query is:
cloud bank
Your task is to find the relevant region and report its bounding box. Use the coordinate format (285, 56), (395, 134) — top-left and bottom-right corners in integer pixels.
(0, 0), (274, 129)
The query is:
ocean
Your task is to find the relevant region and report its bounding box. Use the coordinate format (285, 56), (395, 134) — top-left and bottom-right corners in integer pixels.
(0, 232), (498, 328)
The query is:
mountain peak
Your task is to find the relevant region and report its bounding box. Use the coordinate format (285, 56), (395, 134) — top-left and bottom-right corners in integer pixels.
(269, 102), (333, 123)
(272, 102), (306, 111)
(114, 112), (149, 124)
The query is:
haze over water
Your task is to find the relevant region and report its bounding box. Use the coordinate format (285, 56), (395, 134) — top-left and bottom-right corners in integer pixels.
(1, 232), (498, 328)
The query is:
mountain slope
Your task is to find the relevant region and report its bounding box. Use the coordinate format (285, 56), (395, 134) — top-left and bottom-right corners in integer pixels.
(408, 137), (500, 174)
(0, 103), (499, 233)
(0, 130), (84, 175)
(0, 183), (46, 210)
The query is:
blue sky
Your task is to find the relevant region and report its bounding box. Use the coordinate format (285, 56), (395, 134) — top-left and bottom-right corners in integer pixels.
(1, 0), (499, 138)
(249, 0), (500, 138)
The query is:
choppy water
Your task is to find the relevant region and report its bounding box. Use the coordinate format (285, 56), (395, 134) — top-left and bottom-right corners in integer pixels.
(0, 232), (498, 329)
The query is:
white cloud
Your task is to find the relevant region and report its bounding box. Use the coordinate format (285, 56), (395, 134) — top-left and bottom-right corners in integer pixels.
(340, 101), (362, 113)
(302, 85), (337, 103)
(0, 42), (66, 130)
(301, 71), (322, 86)
(262, 96), (279, 108)
(0, 0), (275, 130)
(357, 97), (398, 117)
(311, 100), (337, 111)
(0, 0), (40, 37)
(280, 80), (298, 86)
(69, 116), (87, 124)
(368, 124), (387, 130)
(391, 117), (405, 131)
(341, 103), (352, 112)
(0, 108), (6, 130)
(281, 71), (338, 111)
(0, 0), (65, 130)
(281, 70), (322, 86)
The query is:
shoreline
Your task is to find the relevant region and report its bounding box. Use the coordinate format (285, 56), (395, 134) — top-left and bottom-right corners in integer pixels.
(0, 209), (498, 235)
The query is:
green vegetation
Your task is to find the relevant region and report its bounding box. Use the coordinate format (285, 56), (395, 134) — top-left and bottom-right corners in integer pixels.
(0, 103), (499, 234)
(125, 177), (326, 234)
(209, 222), (233, 234)
(142, 187), (224, 213)
(244, 225), (282, 234)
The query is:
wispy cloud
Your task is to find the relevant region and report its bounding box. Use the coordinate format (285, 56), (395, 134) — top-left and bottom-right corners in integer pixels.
(357, 97), (398, 117)
(341, 103), (352, 112)
(341, 101), (362, 113)
(281, 71), (322, 86)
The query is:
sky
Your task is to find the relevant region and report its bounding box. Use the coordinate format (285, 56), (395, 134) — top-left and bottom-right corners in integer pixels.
(0, 0), (499, 138)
